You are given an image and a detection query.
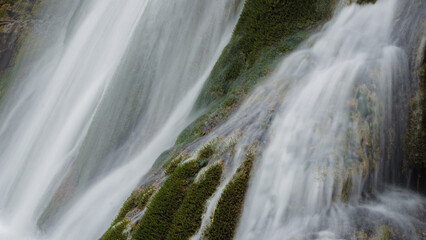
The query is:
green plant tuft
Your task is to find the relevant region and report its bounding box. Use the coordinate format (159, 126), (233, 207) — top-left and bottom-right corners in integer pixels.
(102, 184), (156, 240)
(341, 174), (353, 203)
(137, 185), (157, 209)
(197, 143), (215, 161)
(356, 0), (377, 5)
(165, 155), (184, 175)
(404, 45), (426, 192)
(205, 151), (255, 240)
(166, 163), (224, 240)
(111, 189), (143, 227)
(195, 0), (334, 108)
(132, 160), (202, 240)
(374, 225), (394, 240)
(102, 219), (129, 240)
(175, 0), (334, 149)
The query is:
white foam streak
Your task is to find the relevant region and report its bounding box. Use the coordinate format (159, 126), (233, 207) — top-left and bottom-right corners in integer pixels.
(236, 1), (424, 239)
(0, 0), (243, 239)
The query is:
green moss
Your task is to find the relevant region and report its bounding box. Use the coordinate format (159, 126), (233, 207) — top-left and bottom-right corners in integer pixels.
(345, 84), (380, 179)
(175, 1), (334, 149)
(405, 93), (426, 168)
(175, 31), (312, 149)
(404, 45), (426, 191)
(132, 160), (202, 240)
(356, 0), (377, 5)
(0, 0), (37, 20)
(105, 1), (337, 238)
(0, 3), (12, 18)
(110, 185), (156, 227)
(152, 149), (173, 170)
(234, 0), (331, 65)
(137, 185), (156, 209)
(354, 231), (370, 240)
(205, 151), (255, 240)
(0, 0), (44, 101)
(165, 155), (184, 175)
(102, 185), (156, 240)
(111, 190), (141, 226)
(374, 225), (394, 240)
(195, 0), (333, 108)
(166, 163), (223, 240)
(102, 184), (157, 239)
(175, 93), (239, 148)
(341, 174), (353, 203)
(197, 144), (215, 161)
(102, 219), (129, 240)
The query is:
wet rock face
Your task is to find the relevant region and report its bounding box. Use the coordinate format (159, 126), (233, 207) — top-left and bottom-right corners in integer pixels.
(0, 0), (39, 73)
(356, 0), (377, 4)
(0, 21), (26, 71)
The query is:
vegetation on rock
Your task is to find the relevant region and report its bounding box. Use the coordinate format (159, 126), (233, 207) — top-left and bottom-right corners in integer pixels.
(166, 162), (223, 240)
(132, 160), (202, 240)
(205, 150), (255, 240)
(102, 185), (156, 240)
(175, 0), (335, 149)
(374, 225), (394, 240)
(132, 141), (219, 240)
(404, 45), (426, 192)
(0, 0), (37, 20)
(102, 219), (129, 240)
(0, 0), (44, 100)
(356, 0), (377, 5)
(196, 0), (334, 107)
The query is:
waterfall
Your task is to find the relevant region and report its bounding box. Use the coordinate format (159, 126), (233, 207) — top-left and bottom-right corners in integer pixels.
(232, 0), (426, 239)
(0, 0), (244, 239)
(0, 0), (424, 239)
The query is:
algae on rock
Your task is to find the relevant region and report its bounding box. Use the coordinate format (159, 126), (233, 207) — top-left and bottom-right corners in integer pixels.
(205, 150), (256, 240)
(404, 44), (426, 192)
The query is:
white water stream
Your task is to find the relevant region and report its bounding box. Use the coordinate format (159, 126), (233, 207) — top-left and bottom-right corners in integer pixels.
(0, 0), (424, 239)
(233, 0), (426, 239)
(0, 0), (243, 239)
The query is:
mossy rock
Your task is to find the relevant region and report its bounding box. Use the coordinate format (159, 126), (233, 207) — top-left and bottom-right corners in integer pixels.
(205, 151), (255, 240)
(404, 44), (426, 192)
(354, 231), (370, 240)
(174, 0), (334, 150)
(196, 0), (334, 108)
(356, 0), (377, 5)
(101, 184), (156, 240)
(132, 160), (202, 240)
(341, 174), (353, 203)
(0, 0), (38, 20)
(109, 185), (157, 227)
(374, 225), (394, 240)
(102, 220), (129, 240)
(166, 163), (223, 240)
(165, 155), (185, 175)
(175, 30), (313, 149)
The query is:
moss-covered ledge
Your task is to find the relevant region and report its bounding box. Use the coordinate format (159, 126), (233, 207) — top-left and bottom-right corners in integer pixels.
(130, 141), (221, 240)
(102, 1), (337, 239)
(404, 44), (426, 193)
(355, 0), (377, 5)
(174, 0), (335, 149)
(196, 0), (334, 106)
(166, 162), (223, 240)
(0, 0), (48, 100)
(204, 150), (256, 240)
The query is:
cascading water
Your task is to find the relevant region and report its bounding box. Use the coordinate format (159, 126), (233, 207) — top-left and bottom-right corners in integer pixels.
(0, 0), (424, 239)
(232, 0), (426, 239)
(0, 0), (244, 239)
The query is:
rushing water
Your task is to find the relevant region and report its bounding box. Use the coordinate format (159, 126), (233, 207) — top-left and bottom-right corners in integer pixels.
(0, 0), (243, 239)
(0, 0), (424, 239)
(233, 0), (426, 239)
